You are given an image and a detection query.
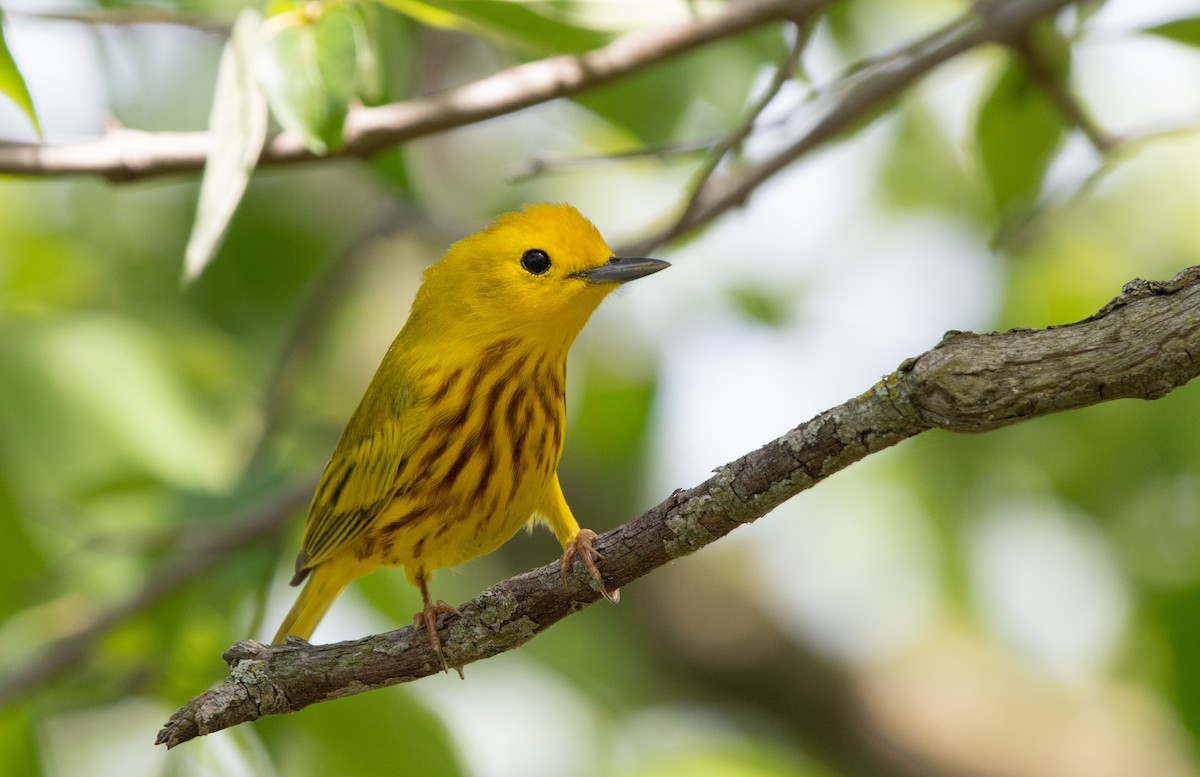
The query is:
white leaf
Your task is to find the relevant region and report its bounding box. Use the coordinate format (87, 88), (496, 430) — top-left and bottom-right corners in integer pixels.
(183, 9), (268, 283)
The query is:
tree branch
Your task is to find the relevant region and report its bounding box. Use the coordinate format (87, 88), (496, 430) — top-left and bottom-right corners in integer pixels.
(625, 0), (1081, 255)
(671, 17), (809, 229)
(1012, 27), (1116, 153)
(0, 0), (823, 181)
(4, 6), (231, 34)
(158, 264), (1200, 748)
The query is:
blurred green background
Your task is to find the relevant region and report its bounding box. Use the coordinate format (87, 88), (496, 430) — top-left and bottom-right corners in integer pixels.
(4, 1), (1200, 775)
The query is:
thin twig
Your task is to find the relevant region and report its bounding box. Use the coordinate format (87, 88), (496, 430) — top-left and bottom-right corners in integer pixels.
(1012, 28), (1117, 152)
(157, 264), (1200, 746)
(829, 9), (979, 85)
(507, 109), (806, 184)
(991, 114), (1200, 251)
(3, 5), (230, 34)
(673, 18), (810, 230)
(507, 138), (716, 183)
(622, 0), (1081, 256)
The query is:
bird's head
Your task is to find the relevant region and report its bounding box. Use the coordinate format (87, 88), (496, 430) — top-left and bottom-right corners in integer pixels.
(415, 203), (669, 350)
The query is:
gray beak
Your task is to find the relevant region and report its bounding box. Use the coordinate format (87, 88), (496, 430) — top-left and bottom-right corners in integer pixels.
(571, 256), (671, 284)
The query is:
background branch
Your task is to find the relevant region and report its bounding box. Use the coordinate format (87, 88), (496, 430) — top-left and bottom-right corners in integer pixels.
(671, 17), (809, 230)
(625, 0), (1080, 255)
(4, 6), (231, 34)
(0, 0), (823, 181)
(1013, 27), (1116, 152)
(158, 264), (1200, 748)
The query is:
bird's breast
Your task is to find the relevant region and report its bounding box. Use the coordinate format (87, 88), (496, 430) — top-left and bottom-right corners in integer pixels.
(366, 341), (568, 569)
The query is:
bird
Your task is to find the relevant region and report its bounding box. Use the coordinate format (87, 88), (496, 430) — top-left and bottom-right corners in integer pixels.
(272, 203), (669, 671)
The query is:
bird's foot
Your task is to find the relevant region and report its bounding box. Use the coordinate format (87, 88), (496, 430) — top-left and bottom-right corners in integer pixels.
(413, 599), (463, 676)
(560, 528), (619, 603)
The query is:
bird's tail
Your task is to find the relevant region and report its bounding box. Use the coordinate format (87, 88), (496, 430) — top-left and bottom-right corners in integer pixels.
(272, 563), (353, 644)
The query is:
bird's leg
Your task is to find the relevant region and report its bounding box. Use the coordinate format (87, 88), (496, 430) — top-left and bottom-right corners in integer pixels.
(412, 577), (462, 675)
(560, 528), (619, 603)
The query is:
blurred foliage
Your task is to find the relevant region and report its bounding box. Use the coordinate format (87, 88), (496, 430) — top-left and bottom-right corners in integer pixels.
(255, 4), (365, 153)
(375, 0), (613, 53)
(1145, 15), (1200, 47)
(3, 1), (1200, 777)
(976, 51), (1066, 223)
(0, 10), (39, 136)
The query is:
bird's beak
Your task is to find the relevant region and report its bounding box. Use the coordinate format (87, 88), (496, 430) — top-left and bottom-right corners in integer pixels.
(571, 256), (671, 285)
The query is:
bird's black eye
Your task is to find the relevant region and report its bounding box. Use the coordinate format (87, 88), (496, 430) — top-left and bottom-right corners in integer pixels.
(521, 249), (551, 275)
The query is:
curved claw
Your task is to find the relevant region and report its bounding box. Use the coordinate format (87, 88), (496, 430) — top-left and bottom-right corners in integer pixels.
(413, 587), (463, 677)
(560, 528), (620, 603)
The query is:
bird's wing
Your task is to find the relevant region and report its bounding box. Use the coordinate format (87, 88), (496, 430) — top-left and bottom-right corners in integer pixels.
(290, 396), (416, 584)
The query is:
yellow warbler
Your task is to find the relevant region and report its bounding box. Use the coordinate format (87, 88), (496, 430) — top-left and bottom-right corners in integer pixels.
(273, 203), (668, 670)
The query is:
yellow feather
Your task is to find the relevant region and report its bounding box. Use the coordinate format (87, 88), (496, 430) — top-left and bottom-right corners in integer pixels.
(273, 204), (667, 663)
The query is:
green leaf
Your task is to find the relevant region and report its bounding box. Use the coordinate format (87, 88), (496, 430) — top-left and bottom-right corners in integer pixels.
(727, 283), (792, 328)
(575, 63), (692, 144)
(369, 146), (417, 197)
(255, 5), (360, 154)
(879, 103), (974, 215)
(0, 472), (44, 622)
(350, 0), (385, 104)
(976, 58), (1067, 220)
(562, 363), (657, 525)
(375, 0), (611, 54)
(1144, 17), (1200, 48)
(256, 685), (463, 776)
(578, 24), (785, 145)
(0, 11), (41, 137)
(185, 9), (269, 282)
(0, 707), (40, 777)
(1162, 585), (1200, 742)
